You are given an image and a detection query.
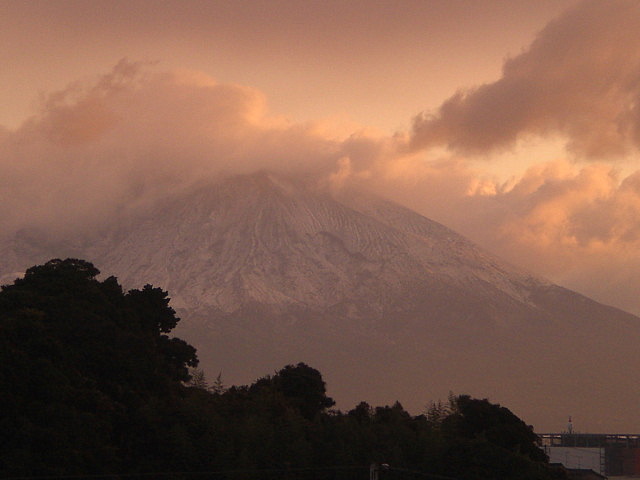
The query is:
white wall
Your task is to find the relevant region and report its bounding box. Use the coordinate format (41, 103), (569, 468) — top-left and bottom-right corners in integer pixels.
(546, 446), (604, 474)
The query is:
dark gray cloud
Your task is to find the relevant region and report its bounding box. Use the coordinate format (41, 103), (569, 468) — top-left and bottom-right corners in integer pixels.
(410, 0), (640, 159)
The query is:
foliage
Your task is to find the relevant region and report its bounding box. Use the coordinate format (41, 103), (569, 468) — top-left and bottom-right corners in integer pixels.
(0, 259), (198, 476)
(0, 259), (564, 480)
(250, 362), (335, 420)
(442, 395), (548, 463)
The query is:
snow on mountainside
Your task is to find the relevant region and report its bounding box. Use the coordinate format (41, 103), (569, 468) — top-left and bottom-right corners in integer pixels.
(2, 171), (640, 432)
(84, 171), (544, 316)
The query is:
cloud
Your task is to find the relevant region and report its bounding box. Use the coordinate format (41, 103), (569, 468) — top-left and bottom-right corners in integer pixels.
(409, 0), (640, 159)
(393, 0), (640, 314)
(0, 60), (350, 239)
(349, 151), (640, 314)
(5, 4), (640, 320)
(445, 161), (640, 314)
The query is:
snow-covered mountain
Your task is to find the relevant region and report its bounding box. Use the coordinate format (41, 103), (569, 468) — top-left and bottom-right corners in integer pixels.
(2, 171), (640, 432)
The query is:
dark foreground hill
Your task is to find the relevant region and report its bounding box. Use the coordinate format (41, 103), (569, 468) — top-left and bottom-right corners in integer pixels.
(2, 172), (640, 432)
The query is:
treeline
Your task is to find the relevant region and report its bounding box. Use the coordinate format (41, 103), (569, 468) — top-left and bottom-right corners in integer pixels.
(0, 259), (566, 480)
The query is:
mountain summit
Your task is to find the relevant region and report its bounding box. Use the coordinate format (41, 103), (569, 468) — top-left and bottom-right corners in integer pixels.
(92, 172), (543, 317)
(3, 172), (640, 431)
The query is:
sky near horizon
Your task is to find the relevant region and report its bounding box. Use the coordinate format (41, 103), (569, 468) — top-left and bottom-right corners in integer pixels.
(3, 0), (640, 316)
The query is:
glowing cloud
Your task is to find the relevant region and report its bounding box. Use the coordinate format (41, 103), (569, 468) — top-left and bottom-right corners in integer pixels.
(4, 1), (640, 318)
(410, 0), (640, 159)
(0, 60), (352, 238)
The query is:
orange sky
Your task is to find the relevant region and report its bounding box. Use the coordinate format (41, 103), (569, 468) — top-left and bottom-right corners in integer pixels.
(4, 0), (640, 317)
(1, 0), (575, 133)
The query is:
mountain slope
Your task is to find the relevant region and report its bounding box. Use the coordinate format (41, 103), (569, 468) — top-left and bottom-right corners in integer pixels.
(87, 173), (544, 316)
(2, 171), (639, 432)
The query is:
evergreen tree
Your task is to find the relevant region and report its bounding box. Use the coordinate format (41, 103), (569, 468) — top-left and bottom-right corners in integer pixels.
(0, 259), (565, 480)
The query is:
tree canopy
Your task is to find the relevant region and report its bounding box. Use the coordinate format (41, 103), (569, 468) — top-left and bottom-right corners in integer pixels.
(0, 259), (197, 476)
(0, 259), (564, 480)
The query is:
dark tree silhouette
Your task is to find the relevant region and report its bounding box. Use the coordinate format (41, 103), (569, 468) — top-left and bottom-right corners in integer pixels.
(273, 362), (336, 419)
(0, 259), (563, 480)
(443, 394), (547, 462)
(0, 259), (198, 476)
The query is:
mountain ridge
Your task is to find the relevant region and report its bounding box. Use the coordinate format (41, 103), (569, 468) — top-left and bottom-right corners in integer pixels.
(1, 171), (639, 432)
(85, 172), (547, 315)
